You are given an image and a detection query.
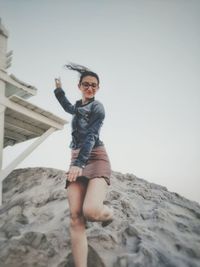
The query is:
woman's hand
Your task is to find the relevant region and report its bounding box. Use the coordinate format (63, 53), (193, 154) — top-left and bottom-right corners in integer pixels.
(66, 166), (83, 182)
(55, 77), (62, 88)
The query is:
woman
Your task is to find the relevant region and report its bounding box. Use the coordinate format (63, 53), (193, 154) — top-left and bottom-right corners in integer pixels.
(54, 63), (114, 267)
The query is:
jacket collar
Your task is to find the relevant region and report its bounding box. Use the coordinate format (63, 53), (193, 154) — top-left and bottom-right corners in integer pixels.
(77, 97), (95, 107)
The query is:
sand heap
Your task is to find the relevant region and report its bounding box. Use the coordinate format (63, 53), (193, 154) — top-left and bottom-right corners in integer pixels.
(0, 167), (200, 267)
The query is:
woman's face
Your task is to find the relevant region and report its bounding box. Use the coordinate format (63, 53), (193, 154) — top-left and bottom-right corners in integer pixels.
(78, 75), (99, 100)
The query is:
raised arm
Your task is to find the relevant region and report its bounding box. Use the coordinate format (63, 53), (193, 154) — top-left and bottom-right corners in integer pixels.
(54, 78), (75, 115)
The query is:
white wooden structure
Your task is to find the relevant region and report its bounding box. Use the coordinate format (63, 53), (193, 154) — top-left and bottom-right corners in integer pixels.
(0, 19), (68, 205)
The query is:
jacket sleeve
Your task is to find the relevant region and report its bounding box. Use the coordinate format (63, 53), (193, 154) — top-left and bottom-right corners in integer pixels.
(54, 88), (75, 115)
(72, 102), (105, 168)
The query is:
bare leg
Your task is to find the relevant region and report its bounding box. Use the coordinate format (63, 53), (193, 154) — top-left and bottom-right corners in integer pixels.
(67, 181), (88, 267)
(83, 178), (114, 222)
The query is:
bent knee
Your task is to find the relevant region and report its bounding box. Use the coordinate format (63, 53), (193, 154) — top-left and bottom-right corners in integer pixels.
(83, 205), (101, 221)
(70, 211), (85, 226)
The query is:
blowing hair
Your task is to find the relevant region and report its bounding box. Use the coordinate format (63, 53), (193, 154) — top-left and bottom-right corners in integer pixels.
(64, 62), (100, 84)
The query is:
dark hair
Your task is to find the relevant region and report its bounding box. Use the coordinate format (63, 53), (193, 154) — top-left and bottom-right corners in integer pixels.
(64, 62), (99, 85)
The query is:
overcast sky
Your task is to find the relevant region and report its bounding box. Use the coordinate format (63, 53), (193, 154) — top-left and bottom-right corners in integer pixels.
(0, 0), (199, 204)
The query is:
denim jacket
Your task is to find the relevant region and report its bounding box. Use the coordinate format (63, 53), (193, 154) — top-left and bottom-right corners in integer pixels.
(54, 88), (105, 168)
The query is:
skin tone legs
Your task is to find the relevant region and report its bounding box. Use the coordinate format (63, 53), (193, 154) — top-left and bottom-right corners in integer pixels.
(67, 181), (88, 267)
(67, 178), (114, 267)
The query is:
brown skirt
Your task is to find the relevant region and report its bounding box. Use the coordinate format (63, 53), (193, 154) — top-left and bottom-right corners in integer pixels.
(65, 145), (111, 189)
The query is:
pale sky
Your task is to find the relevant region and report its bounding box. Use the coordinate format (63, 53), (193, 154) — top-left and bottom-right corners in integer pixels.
(0, 0), (200, 204)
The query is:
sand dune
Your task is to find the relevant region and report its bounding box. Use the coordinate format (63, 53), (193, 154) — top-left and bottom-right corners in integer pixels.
(0, 167), (200, 267)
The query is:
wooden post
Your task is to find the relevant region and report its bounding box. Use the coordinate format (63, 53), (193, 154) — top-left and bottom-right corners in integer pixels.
(0, 127), (56, 184)
(0, 82), (5, 205)
(0, 19), (8, 205)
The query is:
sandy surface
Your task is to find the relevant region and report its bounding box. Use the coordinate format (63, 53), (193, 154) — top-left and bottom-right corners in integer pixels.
(0, 167), (200, 267)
